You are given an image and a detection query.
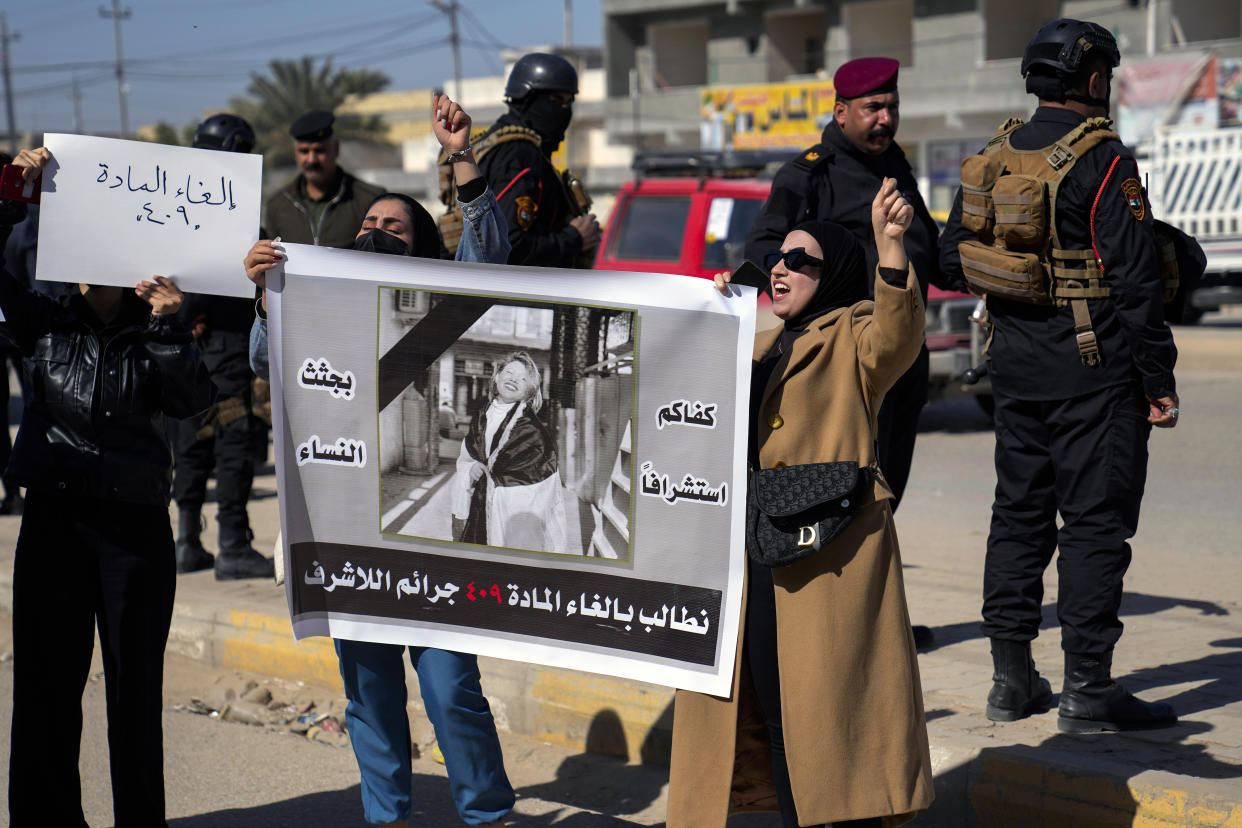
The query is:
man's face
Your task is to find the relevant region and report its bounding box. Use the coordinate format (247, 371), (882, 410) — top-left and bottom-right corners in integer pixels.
(294, 138), (339, 187)
(834, 92), (900, 156)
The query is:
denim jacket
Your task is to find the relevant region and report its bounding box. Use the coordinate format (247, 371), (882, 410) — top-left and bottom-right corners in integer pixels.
(249, 185), (510, 380)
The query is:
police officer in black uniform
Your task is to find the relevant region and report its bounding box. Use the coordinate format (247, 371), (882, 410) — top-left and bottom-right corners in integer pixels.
(747, 57), (947, 650)
(939, 19), (1179, 732)
(173, 113), (276, 580)
(477, 52), (600, 267)
(746, 57), (948, 513)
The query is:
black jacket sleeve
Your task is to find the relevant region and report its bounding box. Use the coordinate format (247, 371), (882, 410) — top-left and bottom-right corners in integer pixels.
(1092, 151), (1177, 398)
(489, 142), (582, 267)
(0, 263), (56, 353)
(936, 186), (973, 294)
(143, 315), (218, 419)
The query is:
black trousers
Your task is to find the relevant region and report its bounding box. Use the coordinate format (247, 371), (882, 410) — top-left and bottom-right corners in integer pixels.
(8, 491), (175, 828)
(745, 560), (882, 828)
(172, 411), (267, 543)
(876, 345), (929, 512)
(982, 382), (1150, 654)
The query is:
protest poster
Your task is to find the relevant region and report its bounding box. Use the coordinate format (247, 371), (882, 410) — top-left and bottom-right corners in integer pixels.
(268, 244), (754, 695)
(36, 133), (262, 298)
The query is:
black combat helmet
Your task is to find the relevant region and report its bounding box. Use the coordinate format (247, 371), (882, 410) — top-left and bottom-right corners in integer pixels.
(504, 52), (579, 102)
(1021, 19), (1120, 79)
(193, 113), (257, 154)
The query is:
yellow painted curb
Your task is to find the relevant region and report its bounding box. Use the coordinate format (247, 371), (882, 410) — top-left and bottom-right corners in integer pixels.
(218, 610), (344, 691)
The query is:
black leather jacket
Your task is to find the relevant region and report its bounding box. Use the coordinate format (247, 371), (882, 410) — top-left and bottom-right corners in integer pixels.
(0, 267), (217, 504)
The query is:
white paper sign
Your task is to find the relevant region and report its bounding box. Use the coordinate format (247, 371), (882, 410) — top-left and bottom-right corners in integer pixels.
(36, 133), (262, 298)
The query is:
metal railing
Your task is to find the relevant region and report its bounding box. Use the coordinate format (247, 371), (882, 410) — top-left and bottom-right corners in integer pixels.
(1147, 125), (1242, 239)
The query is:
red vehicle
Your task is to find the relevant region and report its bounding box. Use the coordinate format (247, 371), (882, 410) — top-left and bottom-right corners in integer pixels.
(595, 152), (988, 403)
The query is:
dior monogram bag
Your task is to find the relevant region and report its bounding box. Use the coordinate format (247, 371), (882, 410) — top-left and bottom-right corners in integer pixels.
(745, 462), (869, 567)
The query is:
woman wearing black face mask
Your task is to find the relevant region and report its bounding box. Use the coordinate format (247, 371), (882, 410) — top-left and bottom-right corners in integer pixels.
(246, 95), (515, 828)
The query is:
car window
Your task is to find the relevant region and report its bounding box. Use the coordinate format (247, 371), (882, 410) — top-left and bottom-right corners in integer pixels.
(611, 196), (691, 262)
(702, 197), (762, 270)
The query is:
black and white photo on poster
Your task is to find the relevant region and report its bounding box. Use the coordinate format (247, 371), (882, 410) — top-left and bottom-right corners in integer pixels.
(377, 288), (636, 562)
(267, 245), (753, 694)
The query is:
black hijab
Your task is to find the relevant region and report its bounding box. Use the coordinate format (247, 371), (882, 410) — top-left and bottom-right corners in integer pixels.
(780, 219), (870, 332)
(359, 192), (445, 259)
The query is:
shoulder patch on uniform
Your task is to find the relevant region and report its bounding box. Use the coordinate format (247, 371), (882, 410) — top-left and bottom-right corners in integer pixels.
(514, 195), (538, 231)
(791, 143), (832, 172)
(1120, 178), (1145, 221)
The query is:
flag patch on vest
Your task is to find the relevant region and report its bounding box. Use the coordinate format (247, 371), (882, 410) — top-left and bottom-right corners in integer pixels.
(515, 195), (537, 231)
(1121, 178), (1145, 221)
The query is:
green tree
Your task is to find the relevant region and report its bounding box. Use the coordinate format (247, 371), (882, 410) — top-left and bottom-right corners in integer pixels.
(146, 121), (187, 147)
(230, 57), (391, 166)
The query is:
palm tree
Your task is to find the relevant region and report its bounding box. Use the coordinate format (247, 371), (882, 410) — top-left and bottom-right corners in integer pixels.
(230, 57), (391, 166)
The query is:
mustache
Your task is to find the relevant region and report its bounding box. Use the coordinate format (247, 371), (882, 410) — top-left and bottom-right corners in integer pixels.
(302, 161), (324, 171)
(868, 125), (895, 140)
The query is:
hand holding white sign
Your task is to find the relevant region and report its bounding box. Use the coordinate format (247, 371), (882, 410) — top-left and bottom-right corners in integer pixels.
(36, 134), (263, 298)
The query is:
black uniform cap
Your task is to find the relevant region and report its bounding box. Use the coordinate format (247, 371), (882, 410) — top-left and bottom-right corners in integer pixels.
(290, 110), (335, 142)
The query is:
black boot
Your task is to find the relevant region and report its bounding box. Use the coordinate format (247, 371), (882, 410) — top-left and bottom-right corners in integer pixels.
(214, 518), (274, 581)
(985, 638), (1052, 722)
(175, 506), (214, 573)
(1058, 651), (1177, 733)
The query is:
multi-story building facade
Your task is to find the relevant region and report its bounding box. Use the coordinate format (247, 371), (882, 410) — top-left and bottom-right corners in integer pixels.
(602, 0), (1242, 211)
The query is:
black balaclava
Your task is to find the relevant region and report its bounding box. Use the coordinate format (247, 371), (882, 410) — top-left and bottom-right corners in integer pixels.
(354, 193), (442, 258)
(512, 91), (573, 155)
(780, 219), (870, 332)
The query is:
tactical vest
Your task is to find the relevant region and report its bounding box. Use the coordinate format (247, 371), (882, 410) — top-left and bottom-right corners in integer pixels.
(437, 124), (543, 254)
(957, 116), (1123, 365)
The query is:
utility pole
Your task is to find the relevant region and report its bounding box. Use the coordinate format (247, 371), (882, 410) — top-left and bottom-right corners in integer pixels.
(564, 0), (572, 48)
(71, 73), (84, 133)
(0, 13), (19, 155)
(427, 0), (462, 103)
(99, 0), (132, 137)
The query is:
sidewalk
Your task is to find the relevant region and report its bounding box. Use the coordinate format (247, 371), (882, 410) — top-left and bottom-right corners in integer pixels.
(1, 324), (1240, 826)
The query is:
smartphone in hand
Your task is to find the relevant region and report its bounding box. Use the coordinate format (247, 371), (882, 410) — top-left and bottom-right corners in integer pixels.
(0, 164), (40, 205)
(730, 259), (770, 297)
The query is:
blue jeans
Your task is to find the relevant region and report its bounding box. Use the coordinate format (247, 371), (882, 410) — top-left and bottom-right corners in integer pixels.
(334, 639), (514, 825)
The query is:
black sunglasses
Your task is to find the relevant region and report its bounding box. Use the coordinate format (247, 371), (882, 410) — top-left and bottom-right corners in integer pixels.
(762, 247), (823, 272)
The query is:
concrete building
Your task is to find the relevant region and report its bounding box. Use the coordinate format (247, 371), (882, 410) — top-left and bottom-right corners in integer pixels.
(601, 0), (1242, 211)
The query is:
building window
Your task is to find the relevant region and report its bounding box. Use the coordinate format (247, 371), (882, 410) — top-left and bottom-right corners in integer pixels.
(1171, 0), (1241, 43)
(843, 0), (913, 67)
(981, 0), (1058, 62)
(395, 290), (428, 315)
(766, 8), (828, 82)
(650, 20), (708, 88)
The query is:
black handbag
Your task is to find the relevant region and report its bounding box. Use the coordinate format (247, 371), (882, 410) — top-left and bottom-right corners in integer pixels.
(745, 462), (870, 567)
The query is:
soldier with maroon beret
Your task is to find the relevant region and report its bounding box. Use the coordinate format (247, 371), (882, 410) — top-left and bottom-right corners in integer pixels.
(746, 58), (952, 651)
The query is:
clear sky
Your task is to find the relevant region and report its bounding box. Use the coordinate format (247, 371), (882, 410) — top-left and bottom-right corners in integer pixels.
(3, 0), (603, 137)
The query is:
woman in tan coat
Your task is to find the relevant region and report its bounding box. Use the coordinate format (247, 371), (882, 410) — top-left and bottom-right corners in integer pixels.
(668, 180), (934, 828)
